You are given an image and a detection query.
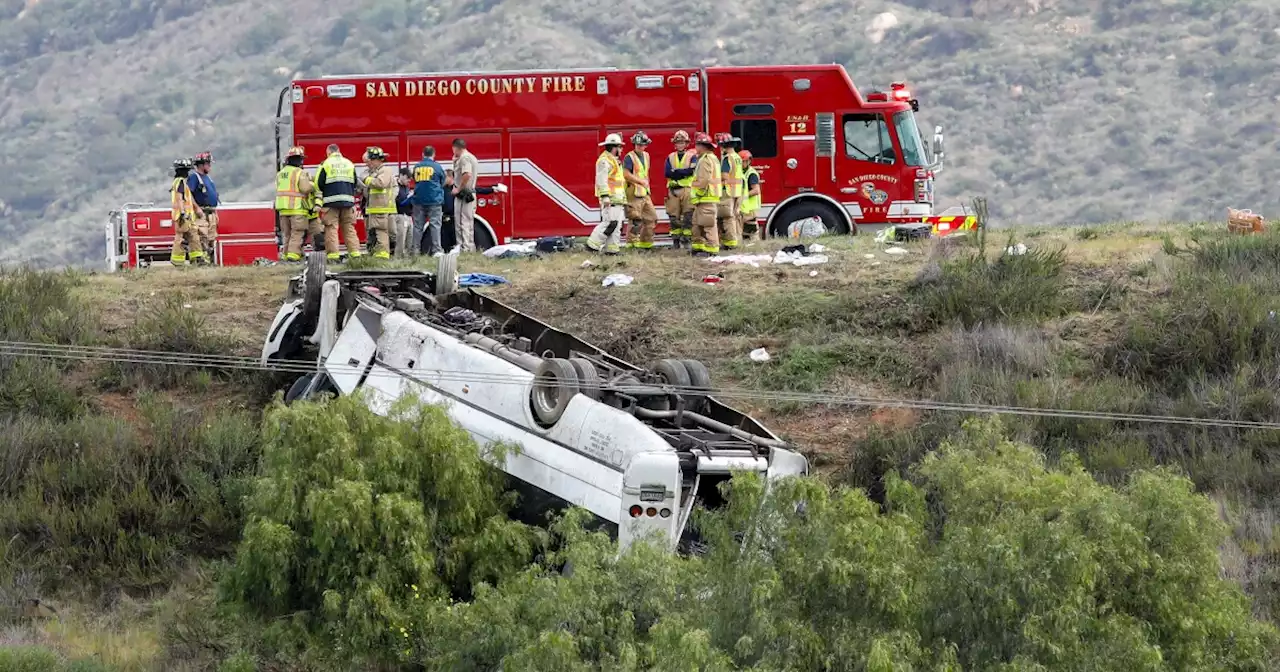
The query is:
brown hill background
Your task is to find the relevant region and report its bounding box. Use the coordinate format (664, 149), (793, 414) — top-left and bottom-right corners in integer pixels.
(0, 0), (1276, 268)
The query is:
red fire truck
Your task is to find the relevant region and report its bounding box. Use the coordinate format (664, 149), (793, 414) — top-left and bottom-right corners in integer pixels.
(106, 64), (965, 270)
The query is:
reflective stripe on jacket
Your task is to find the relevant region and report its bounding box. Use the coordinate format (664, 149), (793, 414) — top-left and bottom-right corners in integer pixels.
(274, 166), (307, 215)
(318, 153), (356, 207)
(691, 153), (721, 205)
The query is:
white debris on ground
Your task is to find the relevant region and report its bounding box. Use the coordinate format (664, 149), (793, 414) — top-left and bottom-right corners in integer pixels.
(602, 273), (633, 287)
(704, 249), (830, 267)
(749, 348), (771, 363)
(884, 247), (909, 255)
(1005, 243), (1028, 256)
(483, 241), (538, 257)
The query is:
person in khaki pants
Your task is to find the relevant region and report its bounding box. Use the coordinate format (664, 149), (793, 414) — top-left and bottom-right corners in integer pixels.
(663, 130), (696, 249)
(360, 146), (397, 259)
(449, 138), (479, 253)
(622, 131), (658, 250)
(688, 133), (722, 257)
(275, 146), (315, 262)
(315, 144), (361, 261)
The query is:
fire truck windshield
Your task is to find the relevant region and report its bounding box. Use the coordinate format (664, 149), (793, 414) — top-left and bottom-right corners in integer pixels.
(892, 110), (928, 167)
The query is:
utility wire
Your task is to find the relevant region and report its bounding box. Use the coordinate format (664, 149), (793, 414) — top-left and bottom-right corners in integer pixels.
(2, 340), (1277, 431)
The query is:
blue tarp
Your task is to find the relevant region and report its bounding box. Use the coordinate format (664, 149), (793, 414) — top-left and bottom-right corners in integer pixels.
(458, 272), (509, 287)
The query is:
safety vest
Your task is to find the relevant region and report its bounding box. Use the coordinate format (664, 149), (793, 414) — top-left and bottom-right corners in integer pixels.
(691, 153), (721, 205)
(274, 166), (307, 215)
(364, 166), (397, 214)
(170, 178), (196, 220)
(595, 151), (626, 204)
(319, 153), (356, 207)
(627, 150), (650, 198)
(740, 167), (760, 214)
(721, 152), (743, 198)
(666, 150), (694, 189)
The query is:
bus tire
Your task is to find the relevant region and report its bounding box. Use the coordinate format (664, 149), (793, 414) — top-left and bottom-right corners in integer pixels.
(532, 358), (580, 426)
(434, 252), (459, 297)
(302, 251), (327, 319)
(770, 200), (851, 237)
(653, 358), (692, 389)
(679, 359), (712, 391)
(569, 357), (602, 400)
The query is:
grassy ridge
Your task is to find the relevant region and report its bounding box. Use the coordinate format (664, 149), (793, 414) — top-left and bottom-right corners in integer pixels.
(3, 222), (1280, 667)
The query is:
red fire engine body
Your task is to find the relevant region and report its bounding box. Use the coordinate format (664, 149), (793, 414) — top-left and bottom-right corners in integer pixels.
(106, 64), (970, 271)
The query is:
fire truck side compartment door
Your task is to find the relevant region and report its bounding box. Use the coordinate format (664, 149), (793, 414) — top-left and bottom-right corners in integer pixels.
(781, 134), (816, 188)
(507, 129), (599, 240)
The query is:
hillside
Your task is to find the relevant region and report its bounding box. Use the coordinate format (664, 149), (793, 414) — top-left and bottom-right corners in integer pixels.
(0, 0), (1278, 268)
(7, 224), (1280, 665)
(7, 224), (1280, 667)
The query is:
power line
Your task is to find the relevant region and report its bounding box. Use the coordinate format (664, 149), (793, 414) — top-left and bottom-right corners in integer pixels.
(2, 339), (1276, 431)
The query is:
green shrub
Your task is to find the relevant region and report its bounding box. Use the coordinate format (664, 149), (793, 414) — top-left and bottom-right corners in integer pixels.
(0, 268), (98, 420)
(389, 417), (1279, 670)
(914, 243), (1068, 327)
(109, 293), (239, 390)
(0, 395), (260, 591)
(221, 392), (543, 667)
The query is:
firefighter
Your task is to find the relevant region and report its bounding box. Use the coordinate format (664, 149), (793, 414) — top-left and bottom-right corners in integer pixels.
(315, 144), (361, 261)
(622, 131), (657, 250)
(586, 132), (627, 255)
(190, 151), (219, 262)
(275, 146), (315, 262)
(689, 132), (722, 257)
(169, 158), (205, 266)
(360, 146), (397, 259)
(716, 133), (742, 250)
(664, 130), (695, 249)
(739, 149), (763, 241)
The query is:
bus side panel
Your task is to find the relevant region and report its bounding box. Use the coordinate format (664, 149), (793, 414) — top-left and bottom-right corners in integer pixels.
(507, 128), (600, 241)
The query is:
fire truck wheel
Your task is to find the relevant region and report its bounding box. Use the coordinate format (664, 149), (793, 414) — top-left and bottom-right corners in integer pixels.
(434, 252), (459, 297)
(569, 357), (601, 400)
(532, 357), (580, 426)
(771, 200), (850, 237)
(653, 358), (692, 389)
(302, 251), (326, 319)
(679, 359), (712, 391)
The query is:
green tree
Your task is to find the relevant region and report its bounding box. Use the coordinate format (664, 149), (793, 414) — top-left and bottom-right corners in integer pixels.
(221, 392), (543, 667)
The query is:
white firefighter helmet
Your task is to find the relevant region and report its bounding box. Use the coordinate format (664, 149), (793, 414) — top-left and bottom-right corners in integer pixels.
(598, 133), (624, 147)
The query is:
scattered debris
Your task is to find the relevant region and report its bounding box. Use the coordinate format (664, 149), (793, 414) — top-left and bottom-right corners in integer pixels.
(705, 254), (773, 267)
(749, 347), (771, 363)
(535, 236), (575, 253)
(1228, 207), (1266, 234)
(482, 241), (538, 258)
(702, 273), (724, 284)
(775, 249), (829, 265)
(1005, 243), (1028, 256)
(602, 273), (633, 287)
(459, 272), (508, 287)
(581, 260), (597, 268)
(787, 216), (826, 239)
(875, 224), (932, 244)
(883, 247), (908, 256)
(809, 270), (818, 277)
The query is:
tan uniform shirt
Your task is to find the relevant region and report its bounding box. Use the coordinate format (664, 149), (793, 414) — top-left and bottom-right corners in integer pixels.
(453, 150), (478, 191)
(692, 152), (720, 192)
(362, 164), (397, 212)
